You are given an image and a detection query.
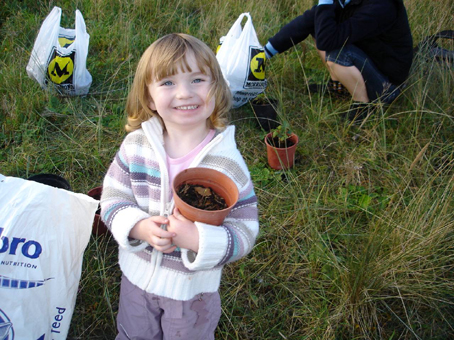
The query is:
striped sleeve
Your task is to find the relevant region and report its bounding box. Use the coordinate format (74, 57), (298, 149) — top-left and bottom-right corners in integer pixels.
(100, 132), (158, 251)
(181, 153), (259, 271)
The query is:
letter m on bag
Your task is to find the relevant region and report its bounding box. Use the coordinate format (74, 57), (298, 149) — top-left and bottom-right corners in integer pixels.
(244, 47), (266, 89)
(46, 47), (75, 85)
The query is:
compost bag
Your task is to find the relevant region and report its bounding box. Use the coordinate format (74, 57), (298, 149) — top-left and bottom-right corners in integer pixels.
(26, 6), (92, 96)
(216, 13), (267, 108)
(0, 175), (97, 339)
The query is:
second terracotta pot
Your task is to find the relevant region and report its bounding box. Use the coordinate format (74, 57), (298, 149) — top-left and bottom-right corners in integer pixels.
(87, 186), (109, 236)
(265, 132), (299, 170)
(172, 167), (239, 226)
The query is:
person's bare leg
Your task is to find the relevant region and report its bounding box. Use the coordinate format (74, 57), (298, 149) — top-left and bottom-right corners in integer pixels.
(316, 45), (371, 121)
(326, 60), (369, 102)
(317, 50), (339, 81)
(316, 47), (369, 102)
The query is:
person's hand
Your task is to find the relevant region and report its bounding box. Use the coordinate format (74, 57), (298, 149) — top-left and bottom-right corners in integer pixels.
(167, 208), (199, 253)
(129, 216), (177, 253)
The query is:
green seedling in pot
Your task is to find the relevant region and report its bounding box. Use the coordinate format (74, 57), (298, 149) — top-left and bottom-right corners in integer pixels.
(270, 122), (294, 148)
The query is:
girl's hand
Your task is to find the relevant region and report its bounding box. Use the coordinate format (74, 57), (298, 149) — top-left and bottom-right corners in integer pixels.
(167, 208), (199, 253)
(129, 216), (177, 253)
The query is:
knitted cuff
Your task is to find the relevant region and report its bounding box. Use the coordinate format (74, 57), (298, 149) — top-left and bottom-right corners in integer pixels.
(181, 222), (228, 270)
(264, 42), (278, 59)
(110, 207), (150, 252)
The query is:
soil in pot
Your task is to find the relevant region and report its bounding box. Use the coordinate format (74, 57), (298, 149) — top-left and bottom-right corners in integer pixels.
(176, 183), (228, 211)
(266, 135), (297, 149)
(172, 167), (239, 225)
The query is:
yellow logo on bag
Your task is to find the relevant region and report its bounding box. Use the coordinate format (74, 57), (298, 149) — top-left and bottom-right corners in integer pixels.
(58, 37), (75, 48)
(250, 51), (266, 80)
(48, 56), (74, 84)
(244, 47), (267, 90)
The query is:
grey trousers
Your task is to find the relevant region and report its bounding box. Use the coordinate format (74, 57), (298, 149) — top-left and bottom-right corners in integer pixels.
(116, 275), (222, 340)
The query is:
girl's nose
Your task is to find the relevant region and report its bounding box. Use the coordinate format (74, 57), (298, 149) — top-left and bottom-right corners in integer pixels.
(175, 83), (193, 99)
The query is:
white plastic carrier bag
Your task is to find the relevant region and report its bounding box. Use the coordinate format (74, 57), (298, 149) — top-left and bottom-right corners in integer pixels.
(216, 12), (267, 108)
(0, 175), (98, 339)
(26, 6), (92, 96)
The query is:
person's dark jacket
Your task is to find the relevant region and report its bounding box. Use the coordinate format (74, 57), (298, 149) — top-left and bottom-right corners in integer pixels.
(268, 0), (413, 85)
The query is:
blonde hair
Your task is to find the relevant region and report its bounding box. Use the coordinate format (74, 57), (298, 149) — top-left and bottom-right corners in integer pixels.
(125, 33), (231, 132)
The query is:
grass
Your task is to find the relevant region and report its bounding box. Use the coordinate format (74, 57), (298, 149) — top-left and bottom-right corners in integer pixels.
(1, 0), (454, 339)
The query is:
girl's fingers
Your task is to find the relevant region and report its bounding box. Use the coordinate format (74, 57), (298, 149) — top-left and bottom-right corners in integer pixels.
(155, 227), (176, 239)
(161, 244), (177, 253)
(154, 238), (177, 253)
(172, 208), (188, 221)
(151, 216), (169, 224)
(153, 234), (173, 246)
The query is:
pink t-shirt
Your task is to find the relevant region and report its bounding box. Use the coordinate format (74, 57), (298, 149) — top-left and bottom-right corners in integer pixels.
(167, 129), (216, 187)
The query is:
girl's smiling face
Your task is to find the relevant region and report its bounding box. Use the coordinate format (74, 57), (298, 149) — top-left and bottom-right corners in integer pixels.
(147, 51), (215, 132)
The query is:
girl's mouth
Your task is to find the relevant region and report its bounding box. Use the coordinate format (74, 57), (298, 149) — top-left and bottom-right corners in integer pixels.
(175, 105), (199, 110)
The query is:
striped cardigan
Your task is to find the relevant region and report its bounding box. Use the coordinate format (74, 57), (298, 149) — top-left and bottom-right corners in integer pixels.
(100, 116), (259, 301)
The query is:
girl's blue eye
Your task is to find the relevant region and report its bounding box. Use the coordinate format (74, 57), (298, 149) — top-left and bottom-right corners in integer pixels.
(162, 80), (173, 86)
(193, 78), (203, 83)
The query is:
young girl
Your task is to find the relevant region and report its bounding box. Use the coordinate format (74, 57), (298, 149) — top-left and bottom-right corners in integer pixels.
(100, 33), (259, 340)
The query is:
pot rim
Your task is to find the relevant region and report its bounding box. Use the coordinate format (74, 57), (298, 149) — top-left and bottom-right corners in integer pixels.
(173, 167), (239, 211)
(265, 132), (299, 150)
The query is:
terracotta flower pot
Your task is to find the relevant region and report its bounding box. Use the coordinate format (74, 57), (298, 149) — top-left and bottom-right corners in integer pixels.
(172, 168), (239, 226)
(87, 186), (109, 236)
(251, 97), (280, 132)
(265, 132), (299, 170)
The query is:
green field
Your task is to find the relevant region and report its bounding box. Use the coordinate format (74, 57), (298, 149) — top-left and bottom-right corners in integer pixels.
(1, 0), (453, 338)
